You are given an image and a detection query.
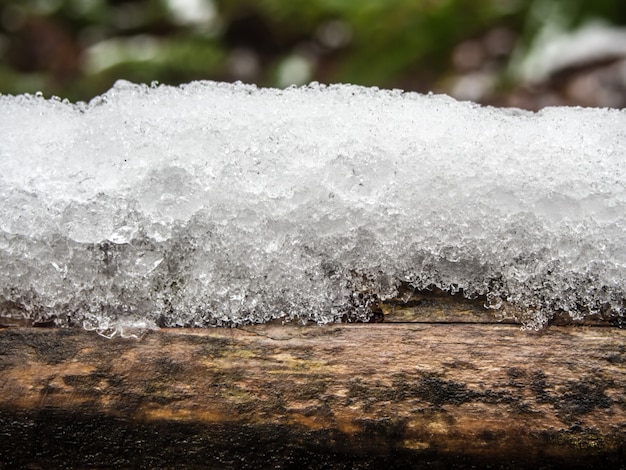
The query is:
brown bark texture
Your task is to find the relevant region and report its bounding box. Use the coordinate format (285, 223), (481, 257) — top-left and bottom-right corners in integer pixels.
(1, 322), (625, 469)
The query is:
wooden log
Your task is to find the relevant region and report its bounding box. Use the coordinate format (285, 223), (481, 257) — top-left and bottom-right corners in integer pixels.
(1, 323), (625, 468)
(379, 286), (615, 326)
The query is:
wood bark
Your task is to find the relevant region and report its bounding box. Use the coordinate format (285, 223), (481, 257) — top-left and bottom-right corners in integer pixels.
(1, 322), (625, 468)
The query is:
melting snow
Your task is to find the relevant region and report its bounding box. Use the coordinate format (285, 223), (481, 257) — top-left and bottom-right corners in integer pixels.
(1, 80), (625, 334)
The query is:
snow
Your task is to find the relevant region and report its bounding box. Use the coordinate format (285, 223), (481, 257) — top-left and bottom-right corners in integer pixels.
(1, 80), (625, 335)
(518, 22), (626, 83)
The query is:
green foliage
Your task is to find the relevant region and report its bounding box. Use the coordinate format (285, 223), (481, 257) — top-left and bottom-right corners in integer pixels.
(0, 0), (624, 100)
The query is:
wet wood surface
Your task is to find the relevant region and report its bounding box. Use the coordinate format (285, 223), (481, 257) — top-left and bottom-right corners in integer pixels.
(1, 321), (625, 469)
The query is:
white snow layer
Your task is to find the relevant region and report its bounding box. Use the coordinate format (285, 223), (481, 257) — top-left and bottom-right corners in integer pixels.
(1, 80), (625, 334)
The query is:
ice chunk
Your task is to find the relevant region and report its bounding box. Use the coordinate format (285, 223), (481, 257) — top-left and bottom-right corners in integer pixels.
(1, 80), (625, 332)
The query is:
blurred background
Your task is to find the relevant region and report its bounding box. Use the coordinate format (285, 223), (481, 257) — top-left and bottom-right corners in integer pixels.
(1, 0), (625, 109)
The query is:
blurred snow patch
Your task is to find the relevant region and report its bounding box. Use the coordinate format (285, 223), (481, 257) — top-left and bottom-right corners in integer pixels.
(518, 22), (626, 83)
